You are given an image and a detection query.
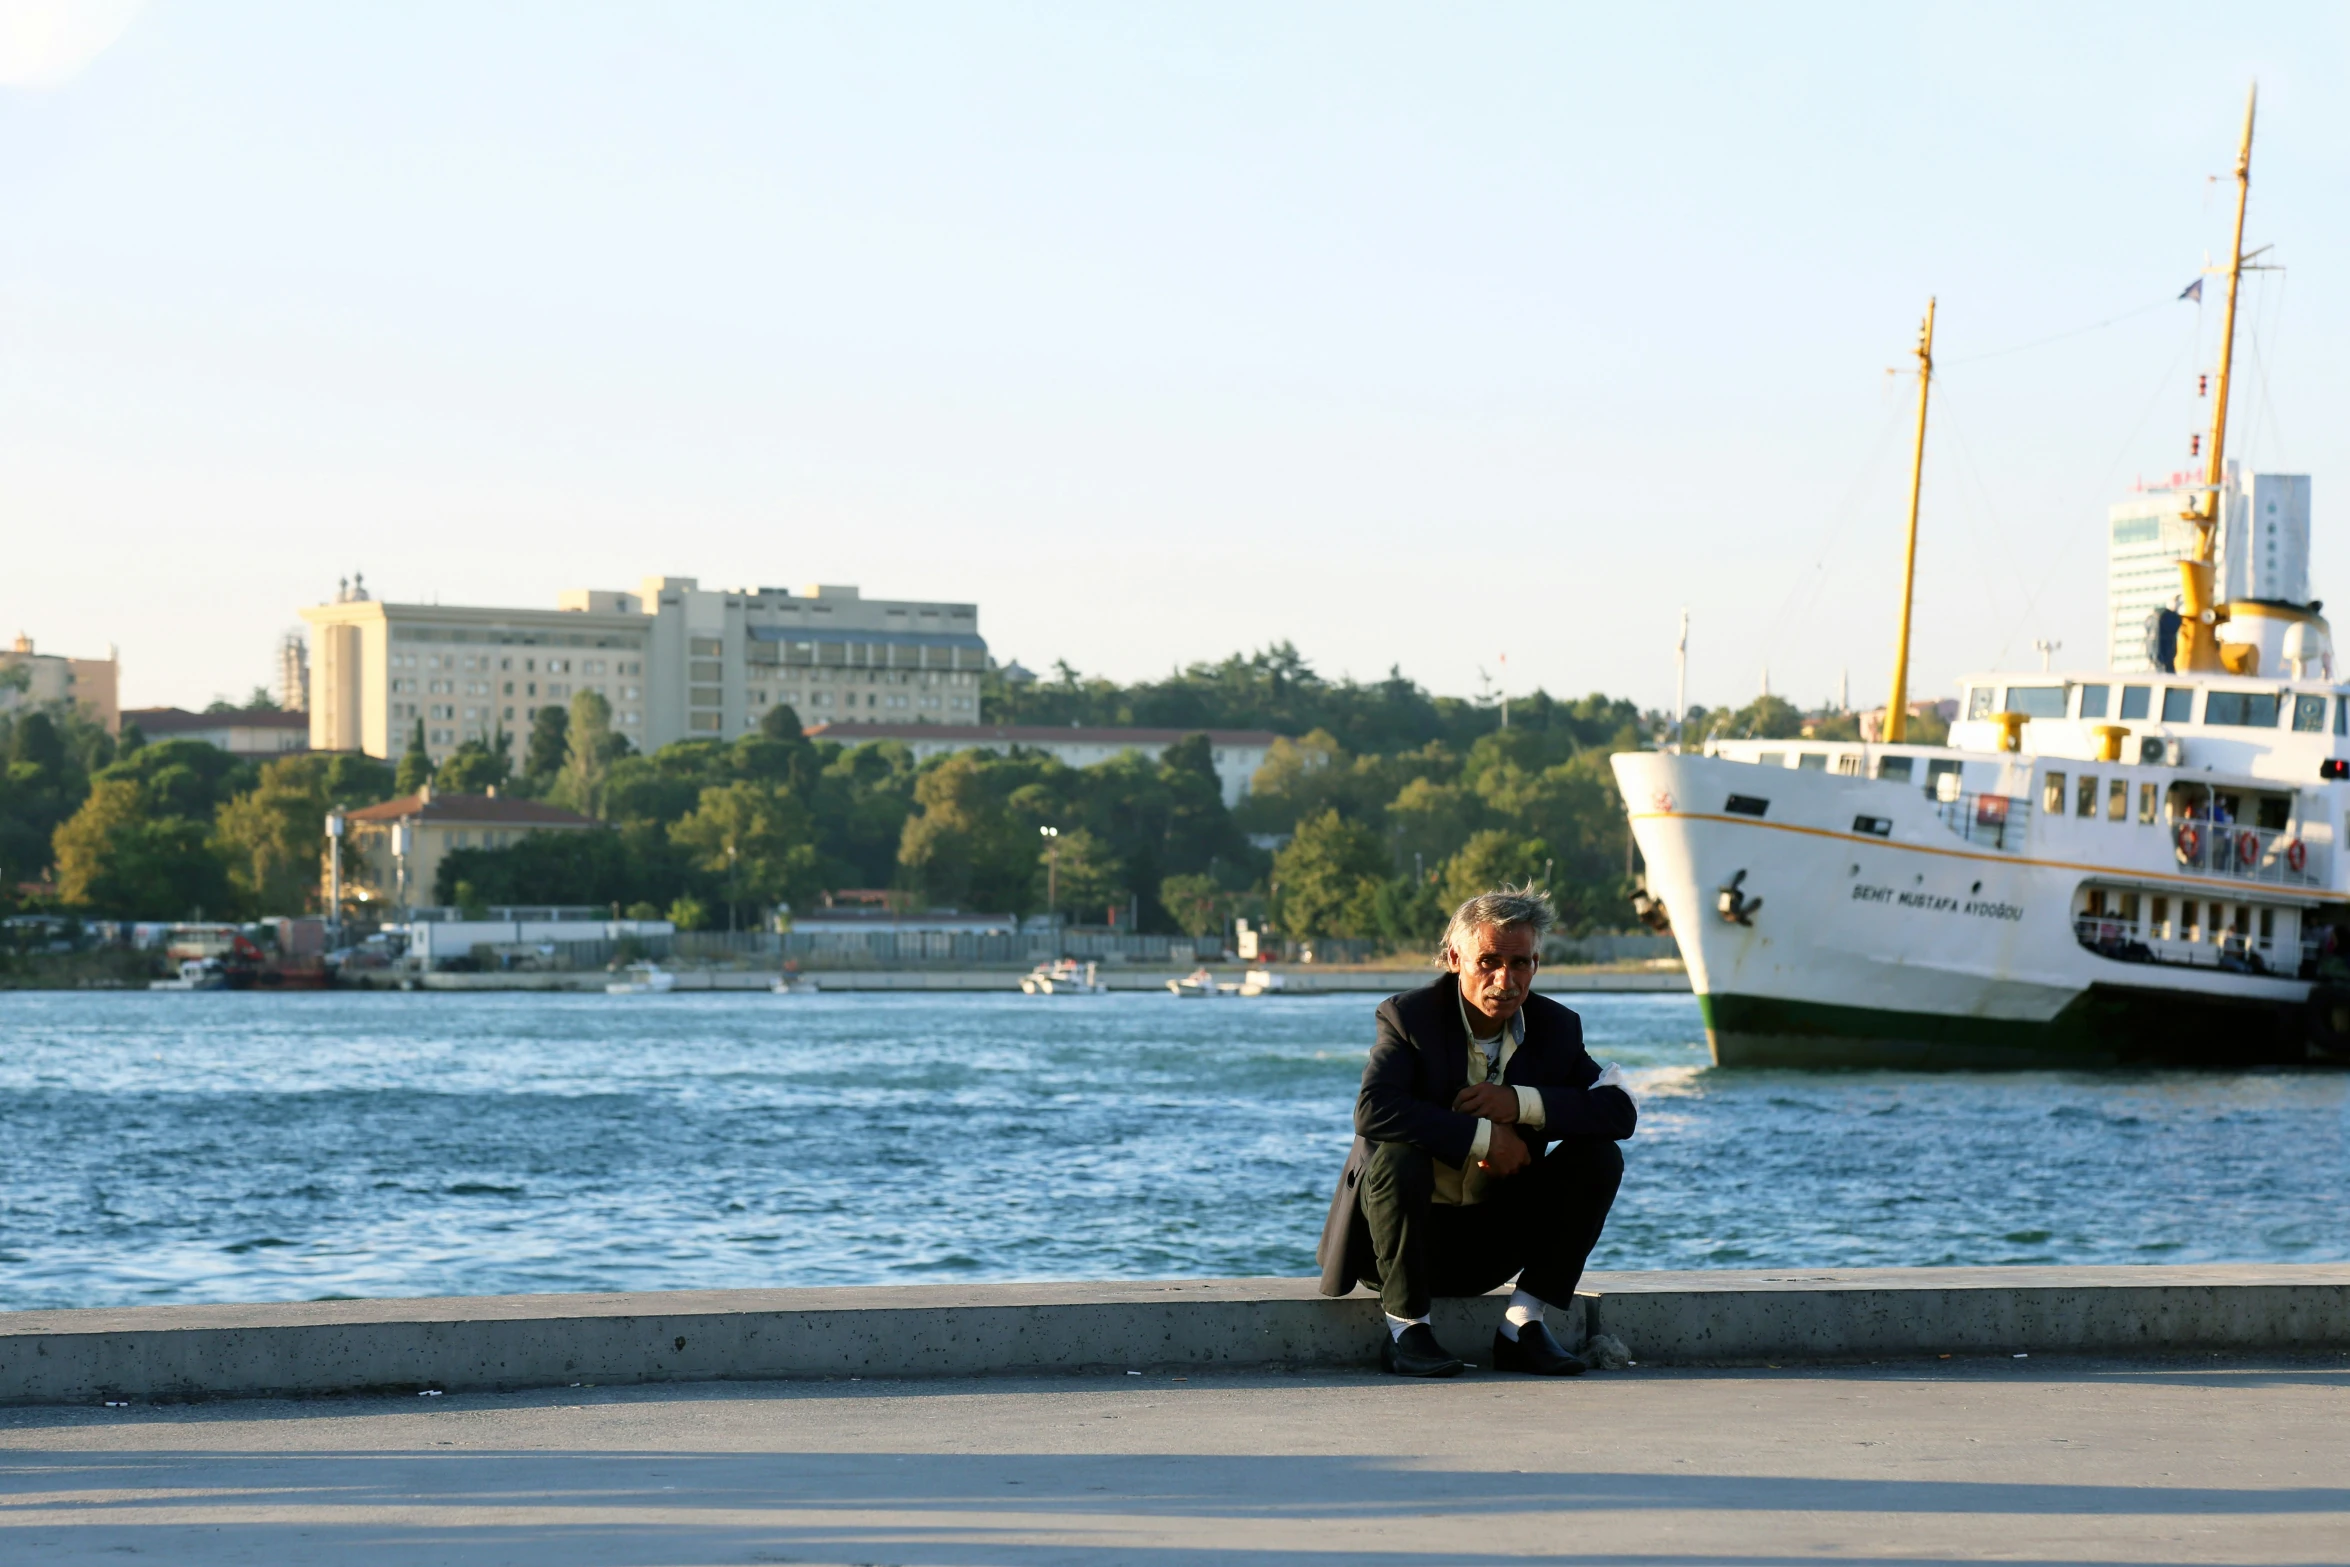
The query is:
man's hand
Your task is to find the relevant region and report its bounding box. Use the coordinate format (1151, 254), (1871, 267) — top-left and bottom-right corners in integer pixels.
(1476, 1120), (1531, 1178)
(1452, 1082), (1517, 1122)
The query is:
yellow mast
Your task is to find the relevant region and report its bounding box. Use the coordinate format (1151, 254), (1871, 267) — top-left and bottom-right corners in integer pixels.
(1884, 298), (1934, 744)
(2176, 84), (2257, 673)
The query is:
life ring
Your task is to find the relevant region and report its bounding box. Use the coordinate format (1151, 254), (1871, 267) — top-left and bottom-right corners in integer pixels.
(2174, 822), (2202, 860)
(2287, 839), (2308, 873)
(2237, 830), (2261, 866)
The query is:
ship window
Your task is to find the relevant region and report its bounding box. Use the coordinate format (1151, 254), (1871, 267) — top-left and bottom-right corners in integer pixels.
(2078, 684), (2111, 719)
(1797, 753), (1827, 771)
(2150, 896), (2168, 937)
(2120, 892), (2140, 924)
(1875, 755), (1913, 781)
(2205, 691), (2280, 727)
(2119, 685), (2152, 720)
(1834, 754), (1860, 776)
(2339, 697), (2349, 737)
(2077, 775), (2098, 817)
(2257, 796), (2291, 831)
(2108, 779), (2128, 821)
(1925, 758), (1963, 799)
(2161, 687), (2194, 722)
(1724, 794), (1769, 817)
(2004, 685), (2067, 718)
(2043, 772), (2066, 814)
(1967, 685), (1996, 720)
(2294, 694), (2327, 733)
(2260, 908), (2275, 944)
(2138, 781), (2156, 823)
(2083, 889), (2106, 916)
(1756, 751), (1785, 767)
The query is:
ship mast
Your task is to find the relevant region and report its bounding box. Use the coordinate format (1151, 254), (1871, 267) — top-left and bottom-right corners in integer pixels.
(2176, 84), (2257, 673)
(1883, 298), (1934, 743)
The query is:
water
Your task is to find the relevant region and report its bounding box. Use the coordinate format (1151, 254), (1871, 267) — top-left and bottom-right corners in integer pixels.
(1, 989), (2344, 1311)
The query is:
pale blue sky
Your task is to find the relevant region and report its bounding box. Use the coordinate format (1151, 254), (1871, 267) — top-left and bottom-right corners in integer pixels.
(4, 2), (2346, 715)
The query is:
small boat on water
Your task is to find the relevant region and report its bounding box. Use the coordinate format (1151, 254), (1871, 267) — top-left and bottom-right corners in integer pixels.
(772, 975), (819, 995)
(1236, 969), (1288, 997)
(606, 962), (678, 996)
(1166, 966), (1234, 997)
(150, 958), (228, 992)
(1020, 958), (1104, 995)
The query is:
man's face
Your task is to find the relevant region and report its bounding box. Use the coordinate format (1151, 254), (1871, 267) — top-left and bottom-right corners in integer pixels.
(1447, 921), (1539, 1025)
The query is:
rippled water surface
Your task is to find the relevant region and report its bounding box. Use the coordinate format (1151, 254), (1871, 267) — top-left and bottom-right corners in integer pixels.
(1, 989), (2344, 1309)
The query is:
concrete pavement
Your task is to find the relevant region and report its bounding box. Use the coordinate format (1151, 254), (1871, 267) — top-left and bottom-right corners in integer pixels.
(2, 1357), (2344, 1564)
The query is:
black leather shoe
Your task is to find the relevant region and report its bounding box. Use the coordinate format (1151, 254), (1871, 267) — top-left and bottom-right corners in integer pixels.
(1380, 1323), (1465, 1378)
(1491, 1320), (1588, 1375)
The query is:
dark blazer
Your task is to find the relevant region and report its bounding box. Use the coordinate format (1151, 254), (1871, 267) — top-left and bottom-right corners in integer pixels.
(1315, 972), (1637, 1296)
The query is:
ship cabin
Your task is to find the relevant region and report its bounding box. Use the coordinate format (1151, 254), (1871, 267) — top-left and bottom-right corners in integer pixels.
(1701, 668), (2350, 981)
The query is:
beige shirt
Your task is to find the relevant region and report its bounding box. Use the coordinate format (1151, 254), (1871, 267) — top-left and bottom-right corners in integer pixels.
(1432, 990), (1548, 1206)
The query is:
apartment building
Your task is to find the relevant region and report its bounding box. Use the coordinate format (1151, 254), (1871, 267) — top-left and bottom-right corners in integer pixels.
(2108, 463), (2312, 672)
(1, 635), (120, 732)
(298, 575), (985, 767)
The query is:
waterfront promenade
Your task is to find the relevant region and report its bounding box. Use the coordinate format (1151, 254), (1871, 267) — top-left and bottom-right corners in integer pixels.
(4, 1356), (2343, 1563)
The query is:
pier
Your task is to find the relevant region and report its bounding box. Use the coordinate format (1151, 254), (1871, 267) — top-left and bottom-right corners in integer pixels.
(4, 1269), (2345, 1565)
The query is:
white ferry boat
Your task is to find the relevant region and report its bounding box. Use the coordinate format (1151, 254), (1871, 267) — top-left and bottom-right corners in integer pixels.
(1614, 88), (2350, 1068)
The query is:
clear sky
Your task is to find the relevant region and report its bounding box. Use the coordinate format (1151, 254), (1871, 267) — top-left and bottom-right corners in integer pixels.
(4, 1), (2346, 716)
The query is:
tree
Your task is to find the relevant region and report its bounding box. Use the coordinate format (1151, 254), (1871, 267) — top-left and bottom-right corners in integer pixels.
(433, 738), (510, 795)
(1271, 807), (1389, 940)
(1039, 826), (1123, 922)
(0, 710), (88, 883)
(1159, 872), (1231, 938)
(53, 777), (232, 917)
(394, 719), (431, 795)
(759, 703), (806, 742)
(1440, 829), (1555, 913)
(668, 780), (820, 928)
(550, 690), (620, 818)
(1725, 694), (1803, 739)
(522, 704), (570, 789)
(666, 894), (709, 931)
(898, 750), (1071, 914)
(214, 752), (397, 914)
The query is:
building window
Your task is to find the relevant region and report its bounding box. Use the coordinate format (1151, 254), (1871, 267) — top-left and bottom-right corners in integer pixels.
(689, 712), (722, 732)
(691, 637), (723, 657)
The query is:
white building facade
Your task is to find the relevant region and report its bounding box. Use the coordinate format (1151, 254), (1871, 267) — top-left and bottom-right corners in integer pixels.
(300, 577), (985, 767)
(2107, 463), (2312, 672)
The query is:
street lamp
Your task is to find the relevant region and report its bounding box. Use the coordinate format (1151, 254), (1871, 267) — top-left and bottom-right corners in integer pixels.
(1039, 826), (1060, 917)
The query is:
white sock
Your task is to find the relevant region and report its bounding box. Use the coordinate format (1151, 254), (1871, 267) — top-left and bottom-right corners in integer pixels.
(1499, 1289), (1547, 1342)
(1385, 1313), (1430, 1341)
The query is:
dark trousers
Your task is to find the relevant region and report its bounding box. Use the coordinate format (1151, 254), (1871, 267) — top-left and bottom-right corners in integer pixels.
(1355, 1136), (1622, 1321)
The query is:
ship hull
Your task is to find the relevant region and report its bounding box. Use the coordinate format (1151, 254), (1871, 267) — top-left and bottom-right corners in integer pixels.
(1613, 751), (2320, 1070)
(1700, 985), (2308, 1069)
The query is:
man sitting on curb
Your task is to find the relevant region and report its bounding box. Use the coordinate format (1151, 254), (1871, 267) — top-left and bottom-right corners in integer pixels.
(1316, 885), (1637, 1377)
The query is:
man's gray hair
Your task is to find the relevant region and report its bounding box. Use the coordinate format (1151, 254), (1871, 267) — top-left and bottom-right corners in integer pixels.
(1436, 883), (1556, 967)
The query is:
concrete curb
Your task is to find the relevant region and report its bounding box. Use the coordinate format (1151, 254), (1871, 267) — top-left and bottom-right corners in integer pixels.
(3, 1265), (2343, 1405)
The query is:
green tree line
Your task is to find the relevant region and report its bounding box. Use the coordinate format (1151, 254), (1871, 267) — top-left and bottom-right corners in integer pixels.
(2, 647), (1689, 944)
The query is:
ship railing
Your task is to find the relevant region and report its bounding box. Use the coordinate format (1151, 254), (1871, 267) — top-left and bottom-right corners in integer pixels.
(2072, 917), (2287, 976)
(2165, 819), (2326, 887)
(1932, 788), (2030, 851)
